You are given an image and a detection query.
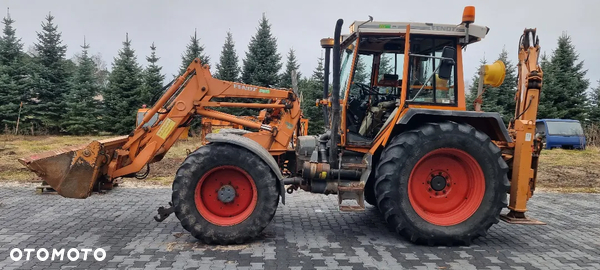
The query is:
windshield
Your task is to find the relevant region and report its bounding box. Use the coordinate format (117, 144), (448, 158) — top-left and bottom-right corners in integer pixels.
(546, 121), (584, 136)
(339, 39), (357, 100)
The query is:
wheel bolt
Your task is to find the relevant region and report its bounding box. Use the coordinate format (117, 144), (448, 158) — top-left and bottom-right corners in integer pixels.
(447, 183), (451, 187)
(435, 192), (438, 195)
(428, 188), (432, 192)
(443, 190), (446, 194)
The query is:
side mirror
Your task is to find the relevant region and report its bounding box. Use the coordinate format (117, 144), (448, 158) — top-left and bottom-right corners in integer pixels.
(438, 47), (456, 80)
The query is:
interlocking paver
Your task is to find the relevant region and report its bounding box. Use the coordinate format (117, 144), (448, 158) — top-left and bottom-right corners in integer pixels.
(0, 185), (599, 269)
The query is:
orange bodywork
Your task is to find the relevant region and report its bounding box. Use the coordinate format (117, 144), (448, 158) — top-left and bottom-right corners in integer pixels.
(19, 59), (302, 198)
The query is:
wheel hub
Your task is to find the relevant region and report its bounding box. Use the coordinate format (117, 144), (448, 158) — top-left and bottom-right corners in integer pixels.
(217, 185), (236, 203)
(430, 175), (447, 191)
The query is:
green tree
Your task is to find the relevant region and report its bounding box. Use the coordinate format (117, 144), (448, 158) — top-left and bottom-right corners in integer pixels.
(241, 13), (282, 87)
(141, 42), (165, 106)
(63, 38), (102, 135)
(214, 31), (240, 82)
(29, 13), (71, 134)
(299, 58), (326, 135)
(102, 33), (144, 134)
(0, 10), (29, 132)
(589, 81), (600, 123)
(179, 29), (210, 75)
(280, 48), (301, 88)
(538, 33), (590, 122)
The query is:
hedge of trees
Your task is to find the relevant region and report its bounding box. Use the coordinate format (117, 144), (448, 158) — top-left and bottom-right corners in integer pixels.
(0, 10), (598, 138)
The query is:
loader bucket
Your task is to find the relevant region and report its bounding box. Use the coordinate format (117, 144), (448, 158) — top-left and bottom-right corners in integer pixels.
(18, 136), (129, 199)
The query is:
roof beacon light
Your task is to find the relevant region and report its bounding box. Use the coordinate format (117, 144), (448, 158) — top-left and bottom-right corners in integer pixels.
(462, 6), (475, 24)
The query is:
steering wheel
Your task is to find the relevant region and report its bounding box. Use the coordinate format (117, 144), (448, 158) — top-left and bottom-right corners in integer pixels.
(354, 82), (383, 97)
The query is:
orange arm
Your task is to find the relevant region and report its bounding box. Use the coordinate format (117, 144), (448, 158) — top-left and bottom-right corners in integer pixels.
(108, 58), (301, 179)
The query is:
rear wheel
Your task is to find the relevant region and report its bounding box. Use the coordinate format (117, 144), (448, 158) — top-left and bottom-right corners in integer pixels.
(374, 121), (509, 245)
(172, 143), (279, 244)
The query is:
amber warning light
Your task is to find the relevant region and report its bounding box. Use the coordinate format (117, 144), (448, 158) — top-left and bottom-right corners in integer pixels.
(462, 6), (475, 24)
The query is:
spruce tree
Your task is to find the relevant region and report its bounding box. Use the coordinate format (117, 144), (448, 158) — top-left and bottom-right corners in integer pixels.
(63, 38), (102, 135)
(214, 31), (240, 82)
(589, 81), (600, 123)
(538, 33), (590, 122)
(179, 29), (210, 75)
(142, 42), (165, 106)
(299, 58), (326, 135)
(241, 13), (282, 87)
(29, 13), (71, 134)
(0, 10), (28, 132)
(280, 48), (301, 88)
(103, 33), (144, 134)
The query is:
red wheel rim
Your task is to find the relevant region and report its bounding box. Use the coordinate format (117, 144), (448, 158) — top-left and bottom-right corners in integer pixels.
(194, 166), (257, 226)
(408, 148), (485, 226)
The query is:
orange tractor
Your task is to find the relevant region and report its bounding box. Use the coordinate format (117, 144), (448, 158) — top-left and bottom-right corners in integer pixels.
(19, 6), (545, 245)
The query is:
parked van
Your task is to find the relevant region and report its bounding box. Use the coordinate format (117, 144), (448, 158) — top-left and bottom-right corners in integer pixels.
(535, 119), (586, 150)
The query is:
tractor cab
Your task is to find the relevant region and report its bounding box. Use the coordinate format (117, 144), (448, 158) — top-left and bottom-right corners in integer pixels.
(325, 13), (490, 149)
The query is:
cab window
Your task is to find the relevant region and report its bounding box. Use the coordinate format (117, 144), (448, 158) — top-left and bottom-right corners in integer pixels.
(407, 36), (457, 105)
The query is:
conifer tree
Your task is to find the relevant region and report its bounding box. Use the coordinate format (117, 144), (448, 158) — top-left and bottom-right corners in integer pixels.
(280, 48), (301, 88)
(588, 81), (600, 123)
(29, 13), (71, 133)
(63, 38), (102, 135)
(299, 58), (326, 135)
(241, 13), (282, 87)
(538, 33), (590, 122)
(0, 9), (28, 132)
(179, 29), (210, 75)
(102, 33), (144, 134)
(142, 42), (165, 106)
(214, 31), (240, 82)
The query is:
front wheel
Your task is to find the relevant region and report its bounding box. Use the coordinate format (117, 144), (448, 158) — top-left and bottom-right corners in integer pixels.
(374, 121), (509, 245)
(172, 143), (279, 244)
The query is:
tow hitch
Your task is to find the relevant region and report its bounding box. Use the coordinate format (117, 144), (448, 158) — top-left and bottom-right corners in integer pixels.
(154, 202), (174, 222)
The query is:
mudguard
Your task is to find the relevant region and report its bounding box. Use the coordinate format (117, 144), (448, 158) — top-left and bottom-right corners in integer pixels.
(205, 132), (286, 204)
(397, 108), (513, 142)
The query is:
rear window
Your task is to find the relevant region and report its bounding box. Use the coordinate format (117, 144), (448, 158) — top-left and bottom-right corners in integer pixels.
(546, 121), (584, 136)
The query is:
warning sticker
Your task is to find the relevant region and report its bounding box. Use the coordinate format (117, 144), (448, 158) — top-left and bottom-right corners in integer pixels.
(525, 133), (532, 142)
(156, 118), (177, 140)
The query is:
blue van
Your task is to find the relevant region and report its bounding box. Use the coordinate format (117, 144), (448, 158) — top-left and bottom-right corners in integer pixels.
(535, 119), (586, 150)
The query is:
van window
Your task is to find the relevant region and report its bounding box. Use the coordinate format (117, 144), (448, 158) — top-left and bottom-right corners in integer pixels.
(546, 121), (584, 136)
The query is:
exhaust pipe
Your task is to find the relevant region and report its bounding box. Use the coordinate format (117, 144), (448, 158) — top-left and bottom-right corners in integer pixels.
(330, 19), (343, 169)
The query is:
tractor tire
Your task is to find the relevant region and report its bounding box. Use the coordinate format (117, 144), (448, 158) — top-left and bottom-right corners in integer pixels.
(172, 142), (279, 245)
(374, 121), (509, 245)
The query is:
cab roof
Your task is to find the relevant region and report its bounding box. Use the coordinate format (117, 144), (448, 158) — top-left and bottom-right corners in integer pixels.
(344, 20), (490, 45)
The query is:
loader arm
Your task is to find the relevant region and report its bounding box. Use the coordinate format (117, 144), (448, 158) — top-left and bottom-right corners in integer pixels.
(19, 58), (302, 198)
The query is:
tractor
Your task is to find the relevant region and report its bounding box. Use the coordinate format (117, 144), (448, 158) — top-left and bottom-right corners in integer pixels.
(19, 6), (545, 246)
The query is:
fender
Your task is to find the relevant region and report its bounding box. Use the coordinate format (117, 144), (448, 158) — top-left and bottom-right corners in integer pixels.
(205, 132), (286, 204)
(396, 108), (513, 142)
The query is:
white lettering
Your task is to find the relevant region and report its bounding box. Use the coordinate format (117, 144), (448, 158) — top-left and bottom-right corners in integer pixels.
(24, 248), (35, 260)
(94, 248), (106, 261)
(37, 248), (49, 261)
(52, 249), (65, 261)
(10, 248), (22, 261)
(81, 249), (92, 260)
(67, 248), (79, 261)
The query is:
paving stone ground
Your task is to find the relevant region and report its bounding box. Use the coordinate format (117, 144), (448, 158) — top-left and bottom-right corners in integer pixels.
(0, 185), (599, 270)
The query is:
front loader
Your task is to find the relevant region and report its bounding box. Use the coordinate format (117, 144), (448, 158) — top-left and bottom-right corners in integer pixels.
(20, 6), (545, 246)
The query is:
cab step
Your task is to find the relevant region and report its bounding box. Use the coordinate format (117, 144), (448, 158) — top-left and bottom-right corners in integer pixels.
(338, 185), (365, 212)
